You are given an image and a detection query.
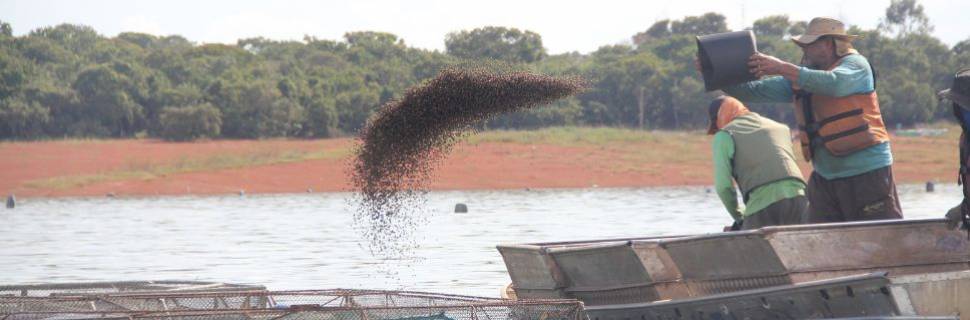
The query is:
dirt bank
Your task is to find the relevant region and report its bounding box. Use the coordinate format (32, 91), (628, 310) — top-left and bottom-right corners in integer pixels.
(0, 129), (957, 198)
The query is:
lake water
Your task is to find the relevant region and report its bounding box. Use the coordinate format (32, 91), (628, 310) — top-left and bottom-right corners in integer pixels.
(0, 184), (959, 297)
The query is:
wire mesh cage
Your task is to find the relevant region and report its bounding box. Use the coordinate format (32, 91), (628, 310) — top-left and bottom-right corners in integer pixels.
(0, 289), (587, 320)
(0, 281), (266, 297)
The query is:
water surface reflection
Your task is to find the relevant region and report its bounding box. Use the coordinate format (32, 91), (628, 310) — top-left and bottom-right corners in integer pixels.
(0, 184), (957, 296)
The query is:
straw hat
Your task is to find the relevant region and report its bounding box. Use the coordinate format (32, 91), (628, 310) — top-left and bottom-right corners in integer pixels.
(939, 68), (970, 110)
(791, 17), (858, 45)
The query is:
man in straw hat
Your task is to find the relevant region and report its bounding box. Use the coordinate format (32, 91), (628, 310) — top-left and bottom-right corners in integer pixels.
(719, 17), (902, 223)
(940, 68), (970, 231)
(707, 96), (808, 230)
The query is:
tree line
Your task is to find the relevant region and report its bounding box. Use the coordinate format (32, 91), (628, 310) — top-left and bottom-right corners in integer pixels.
(0, 0), (966, 141)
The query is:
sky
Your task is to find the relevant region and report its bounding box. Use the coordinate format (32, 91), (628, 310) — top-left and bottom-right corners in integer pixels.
(1, 0), (967, 54)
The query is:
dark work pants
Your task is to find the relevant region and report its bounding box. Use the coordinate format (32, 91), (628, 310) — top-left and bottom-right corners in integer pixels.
(741, 195), (809, 230)
(805, 165), (904, 223)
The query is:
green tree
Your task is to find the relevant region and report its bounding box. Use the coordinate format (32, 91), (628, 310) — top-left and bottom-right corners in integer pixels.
(19, 36), (74, 66)
(669, 77), (708, 129)
(344, 31), (404, 57)
(207, 80), (274, 138)
(0, 52), (27, 100)
(632, 20), (672, 46)
(118, 32), (158, 49)
(0, 20), (12, 38)
(752, 15), (791, 38)
(142, 82), (203, 133)
(788, 21), (808, 36)
(752, 15), (801, 65)
(880, 76), (937, 125)
(954, 39), (970, 72)
(157, 35), (192, 49)
(207, 79), (307, 138)
(157, 103), (222, 141)
(0, 98), (49, 138)
(880, 0), (933, 36)
(303, 93), (339, 138)
(22, 81), (78, 137)
(851, 26), (951, 125)
(489, 97), (583, 129)
(29, 24), (101, 58)
(445, 26), (546, 63)
(335, 88), (380, 133)
(671, 13), (728, 35)
(581, 100), (610, 125)
(72, 65), (144, 136)
(263, 97), (305, 137)
(0, 5), (965, 139)
(582, 47), (666, 127)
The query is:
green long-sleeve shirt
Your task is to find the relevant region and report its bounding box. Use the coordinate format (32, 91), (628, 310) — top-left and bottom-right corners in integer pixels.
(712, 131), (806, 221)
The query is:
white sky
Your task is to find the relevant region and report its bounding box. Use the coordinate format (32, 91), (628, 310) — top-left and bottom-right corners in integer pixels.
(1, 0), (967, 54)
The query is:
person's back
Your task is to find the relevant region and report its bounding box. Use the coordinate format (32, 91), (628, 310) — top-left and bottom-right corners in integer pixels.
(708, 97), (808, 230)
(722, 113), (802, 197)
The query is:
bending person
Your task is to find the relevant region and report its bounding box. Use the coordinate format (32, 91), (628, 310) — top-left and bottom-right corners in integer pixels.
(708, 96), (808, 230)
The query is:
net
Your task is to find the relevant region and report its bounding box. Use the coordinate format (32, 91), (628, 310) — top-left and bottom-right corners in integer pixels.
(0, 281), (265, 297)
(0, 289), (586, 320)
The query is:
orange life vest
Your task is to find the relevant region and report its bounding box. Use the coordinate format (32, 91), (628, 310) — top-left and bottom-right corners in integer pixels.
(792, 55), (890, 161)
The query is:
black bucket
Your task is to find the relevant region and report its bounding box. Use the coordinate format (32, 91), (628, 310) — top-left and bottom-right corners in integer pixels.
(696, 30), (759, 91)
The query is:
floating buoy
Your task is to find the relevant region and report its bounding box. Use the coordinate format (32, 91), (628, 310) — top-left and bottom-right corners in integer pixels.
(6, 194), (15, 209)
(926, 181), (935, 192)
(454, 203), (468, 213)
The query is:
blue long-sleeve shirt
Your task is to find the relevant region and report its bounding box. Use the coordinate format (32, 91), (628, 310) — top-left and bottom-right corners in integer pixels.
(723, 54), (892, 179)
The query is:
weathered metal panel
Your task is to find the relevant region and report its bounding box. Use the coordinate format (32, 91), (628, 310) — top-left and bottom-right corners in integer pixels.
(629, 240), (681, 283)
(549, 242), (654, 288)
(495, 244), (566, 299)
(890, 270), (970, 318)
(657, 230), (791, 295)
(548, 242), (658, 305)
(682, 274), (793, 296)
(629, 240), (690, 300)
(498, 235), (684, 303)
(585, 273), (899, 320)
(762, 219), (970, 275)
(659, 231), (787, 280)
(789, 263), (970, 284)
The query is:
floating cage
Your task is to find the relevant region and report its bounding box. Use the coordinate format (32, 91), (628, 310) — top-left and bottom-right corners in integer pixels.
(0, 281), (265, 297)
(0, 289), (587, 320)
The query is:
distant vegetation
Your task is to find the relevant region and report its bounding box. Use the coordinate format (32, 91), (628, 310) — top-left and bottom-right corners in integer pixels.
(0, 0), (966, 141)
